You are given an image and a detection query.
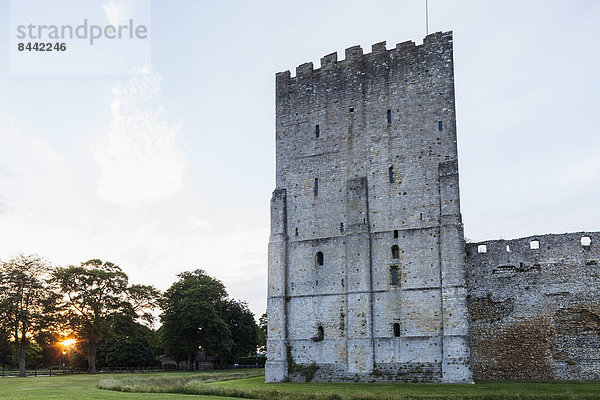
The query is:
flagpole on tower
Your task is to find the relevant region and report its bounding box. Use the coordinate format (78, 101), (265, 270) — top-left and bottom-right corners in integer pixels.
(425, 0), (429, 35)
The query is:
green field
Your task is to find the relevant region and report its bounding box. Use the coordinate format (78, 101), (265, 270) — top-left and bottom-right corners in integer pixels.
(1, 369), (600, 400)
(0, 371), (249, 400)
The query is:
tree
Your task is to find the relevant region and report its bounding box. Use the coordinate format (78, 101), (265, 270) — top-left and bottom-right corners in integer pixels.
(160, 269), (233, 370)
(97, 322), (162, 368)
(0, 254), (60, 376)
(220, 300), (258, 363)
(0, 329), (13, 367)
(51, 259), (159, 373)
(258, 312), (267, 349)
(99, 336), (156, 368)
(14, 341), (43, 369)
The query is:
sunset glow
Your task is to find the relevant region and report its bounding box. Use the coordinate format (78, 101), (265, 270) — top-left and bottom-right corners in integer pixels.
(59, 338), (77, 348)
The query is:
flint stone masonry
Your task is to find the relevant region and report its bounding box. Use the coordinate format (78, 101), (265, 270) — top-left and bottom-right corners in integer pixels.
(266, 31), (472, 383)
(467, 232), (600, 380)
(267, 31), (599, 383)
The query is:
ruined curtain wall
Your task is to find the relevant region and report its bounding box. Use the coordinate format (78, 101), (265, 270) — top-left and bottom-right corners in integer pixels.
(466, 232), (600, 380)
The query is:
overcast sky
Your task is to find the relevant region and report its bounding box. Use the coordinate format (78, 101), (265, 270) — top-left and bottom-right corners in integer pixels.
(0, 0), (599, 318)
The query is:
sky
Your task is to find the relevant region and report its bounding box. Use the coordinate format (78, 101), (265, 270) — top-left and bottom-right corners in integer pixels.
(0, 0), (599, 318)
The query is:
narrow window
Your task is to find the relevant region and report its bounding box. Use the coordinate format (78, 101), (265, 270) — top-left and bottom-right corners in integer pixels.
(477, 244), (487, 253)
(438, 121), (443, 131)
(295, 227), (299, 236)
(581, 236), (591, 247)
(393, 323), (400, 337)
(506, 245), (510, 252)
(315, 280), (318, 287)
(316, 251), (324, 266)
(530, 240), (539, 250)
(390, 266), (399, 286)
(314, 178), (319, 196)
(419, 212), (423, 221)
(387, 109), (392, 124)
(391, 245), (400, 259)
(393, 229), (399, 238)
(349, 107), (354, 113)
(341, 278), (344, 287)
(340, 222), (344, 233)
(315, 124), (320, 138)
(317, 326), (324, 341)
(388, 165), (394, 183)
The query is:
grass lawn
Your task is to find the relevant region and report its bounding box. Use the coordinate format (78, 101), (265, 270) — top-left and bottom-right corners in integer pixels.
(97, 370), (600, 400)
(216, 376), (600, 398)
(2, 370), (600, 399)
(0, 371), (248, 400)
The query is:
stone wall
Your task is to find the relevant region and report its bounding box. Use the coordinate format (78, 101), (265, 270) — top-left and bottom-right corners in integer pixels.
(267, 31), (472, 383)
(466, 232), (600, 380)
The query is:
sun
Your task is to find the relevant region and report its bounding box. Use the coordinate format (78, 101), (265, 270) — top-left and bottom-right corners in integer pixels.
(59, 338), (77, 348)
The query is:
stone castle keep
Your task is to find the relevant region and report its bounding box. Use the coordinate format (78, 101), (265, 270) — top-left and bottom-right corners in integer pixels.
(266, 31), (599, 382)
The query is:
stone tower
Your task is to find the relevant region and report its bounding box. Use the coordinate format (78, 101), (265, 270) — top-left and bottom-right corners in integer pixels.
(266, 31), (472, 383)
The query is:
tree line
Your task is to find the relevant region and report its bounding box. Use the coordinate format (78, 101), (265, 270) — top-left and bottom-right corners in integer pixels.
(0, 254), (267, 377)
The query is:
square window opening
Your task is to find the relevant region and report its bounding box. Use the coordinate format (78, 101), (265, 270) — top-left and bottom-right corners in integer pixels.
(581, 236), (592, 247)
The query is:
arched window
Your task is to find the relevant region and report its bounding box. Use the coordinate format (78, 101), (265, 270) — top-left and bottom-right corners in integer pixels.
(316, 251), (324, 266)
(317, 326), (324, 341)
(391, 245), (400, 259)
(393, 323), (400, 337)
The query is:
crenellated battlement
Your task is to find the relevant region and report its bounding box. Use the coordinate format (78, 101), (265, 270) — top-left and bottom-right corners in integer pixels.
(467, 231), (598, 260)
(276, 31), (452, 88)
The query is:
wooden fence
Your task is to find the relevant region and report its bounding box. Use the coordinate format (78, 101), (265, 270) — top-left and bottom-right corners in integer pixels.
(0, 366), (173, 377)
(0, 364), (263, 377)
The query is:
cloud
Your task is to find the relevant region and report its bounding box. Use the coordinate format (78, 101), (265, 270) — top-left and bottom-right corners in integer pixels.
(94, 64), (185, 205)
(102, 0), (131, 26)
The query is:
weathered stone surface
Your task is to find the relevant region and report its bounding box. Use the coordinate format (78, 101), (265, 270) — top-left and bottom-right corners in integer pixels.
(267, 31), (472, 383)
(267, 31), (599, 383)
(467, 232), (600, 380)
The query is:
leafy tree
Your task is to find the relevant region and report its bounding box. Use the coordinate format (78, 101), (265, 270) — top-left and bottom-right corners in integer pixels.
(12, 341), (43, 369)
(128, 284), (161, 325)
(0, 254), (60, 376)
(220, 300), (258, 363)
(139, 325), (164, 360)
(97, 322), (162, 368)
(157, 324), (186, 369)
(98, 336), (157, 367)
(160, 269), (233, 370)
(51, 259), (159, 373)
(258, 312), (267, 348)
(0, 329), (13, 367)
(37, 331), (64, 369)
